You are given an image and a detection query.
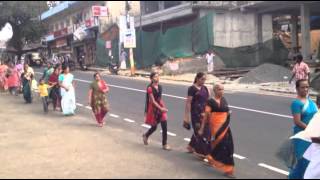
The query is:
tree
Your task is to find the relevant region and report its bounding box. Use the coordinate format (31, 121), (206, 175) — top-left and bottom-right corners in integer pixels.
(0, 1), (48, 59)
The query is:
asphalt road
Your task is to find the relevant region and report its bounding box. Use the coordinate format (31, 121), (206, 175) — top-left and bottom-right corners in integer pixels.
(35, 69), (296, 178)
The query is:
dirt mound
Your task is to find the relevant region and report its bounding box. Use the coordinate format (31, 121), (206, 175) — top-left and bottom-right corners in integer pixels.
(239, 63), (292, 84)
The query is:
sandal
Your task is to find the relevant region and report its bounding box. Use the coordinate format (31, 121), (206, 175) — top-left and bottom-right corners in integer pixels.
(142, 134), (148, 145)
(162, 144), (172, 151)
(186, 145), (195, 153)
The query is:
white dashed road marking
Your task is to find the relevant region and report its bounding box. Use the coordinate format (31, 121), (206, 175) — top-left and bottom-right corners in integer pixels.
(184, 138), (191, 142)
(109, 114), (119, 118)
(160, 130), (177, 137)
(141, 124), (151, 129)
(233, 154), (247, 160)
(76, 103), (84, 107)
(123, 118), (135, 123)
(258, 163), (289, 176)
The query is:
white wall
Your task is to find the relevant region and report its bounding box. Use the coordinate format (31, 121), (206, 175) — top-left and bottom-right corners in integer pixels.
(262, 14), (273, 42)
(214, 11), (273, 48)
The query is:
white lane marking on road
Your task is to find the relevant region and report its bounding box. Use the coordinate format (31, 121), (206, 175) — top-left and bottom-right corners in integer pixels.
(141, 124), (151, 129)
(76, 103), (84, 107)
(160, 130), (177, 137)
(74, 78), (292, 119)
(229, 106), (292, 119)
(184, 138), (191, 142)
(163, 93), (186, 100)
(110, 114), (119, 118)
(36, 73), (292, 119)
(258, 163), (289, 176)
(85, 106), (92, 110)
(123, 118), (135, 123)
(233, 154), (247, 160)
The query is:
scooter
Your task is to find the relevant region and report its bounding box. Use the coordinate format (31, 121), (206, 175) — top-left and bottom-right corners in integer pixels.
(108, 61), (119, 75)
(79, 56), (87, 71)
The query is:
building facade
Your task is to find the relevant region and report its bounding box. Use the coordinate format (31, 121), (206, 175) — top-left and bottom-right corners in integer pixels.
(41, 1), (105, 66)
(136, 1), (320, 64)
(41, 1), (140, 67)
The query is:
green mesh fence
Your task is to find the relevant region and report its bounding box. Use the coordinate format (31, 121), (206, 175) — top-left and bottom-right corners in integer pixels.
(134, 12), (214, 69)
(95, 37), (119, 67)
(193, 12), (213, 54)
(212, 38), (289, 68)
(161, 23), (193, 58)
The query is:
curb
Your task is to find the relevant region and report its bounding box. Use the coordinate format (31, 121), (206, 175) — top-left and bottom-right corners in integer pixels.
(87, 67), (319, 97)
(87, 67), (150, 77)
(260, 87), (318, 97)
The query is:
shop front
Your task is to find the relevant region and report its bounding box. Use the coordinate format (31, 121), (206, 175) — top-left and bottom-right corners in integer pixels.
(72, 17), (99, 66)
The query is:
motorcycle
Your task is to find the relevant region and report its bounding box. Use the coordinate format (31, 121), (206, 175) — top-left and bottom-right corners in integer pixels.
(108, 61), (119, 75)
(78, 55), (87, 71)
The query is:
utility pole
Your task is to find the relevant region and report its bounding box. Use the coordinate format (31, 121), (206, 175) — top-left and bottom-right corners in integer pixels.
(125, 1), (135, 76)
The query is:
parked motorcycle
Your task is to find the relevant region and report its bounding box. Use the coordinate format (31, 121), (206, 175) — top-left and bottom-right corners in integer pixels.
(108, 62), (119, 75)
(78, 55), (87, 71)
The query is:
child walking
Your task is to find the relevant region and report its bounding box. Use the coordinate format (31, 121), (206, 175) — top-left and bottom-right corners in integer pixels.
(38, 78), (51, 113)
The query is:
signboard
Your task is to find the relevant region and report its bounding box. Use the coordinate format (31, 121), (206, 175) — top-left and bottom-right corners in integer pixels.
(119, 15), (126, 43)
(92, 6), (108, 17)
(169, 62), (179, 71)
(73, 25), (88, 41)
(106, 41), (111, 49)
(53, 28), (68, 38)
(55, 38), (67, 48)
(85, 17), (98, 28)
(124, 29), (136, 48)
(85, 19), (93, 28)
(120, 16), (136, 48)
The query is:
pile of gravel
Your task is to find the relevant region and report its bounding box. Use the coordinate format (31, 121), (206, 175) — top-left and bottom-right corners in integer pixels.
(239, 63), (292, 84)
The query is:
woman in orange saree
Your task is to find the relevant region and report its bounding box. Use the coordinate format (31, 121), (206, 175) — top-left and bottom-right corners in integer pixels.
(199, 84), (235, 178)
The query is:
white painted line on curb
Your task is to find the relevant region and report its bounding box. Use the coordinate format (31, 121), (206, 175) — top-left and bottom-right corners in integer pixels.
(184, 138), (191, 142)
(160, 130), (177, 137)
(76, 103), (84, 107)
(110, 114), (119, 118)
(258, 163), (289, 176)
(123, 118), (135, 123)
(233, 154), (247, 160)
(85, 106), (92, 110)
(141, 124), (151, 129)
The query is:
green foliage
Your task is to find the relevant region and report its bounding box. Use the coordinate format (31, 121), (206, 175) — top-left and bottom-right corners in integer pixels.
(0, 1), (48, 55)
